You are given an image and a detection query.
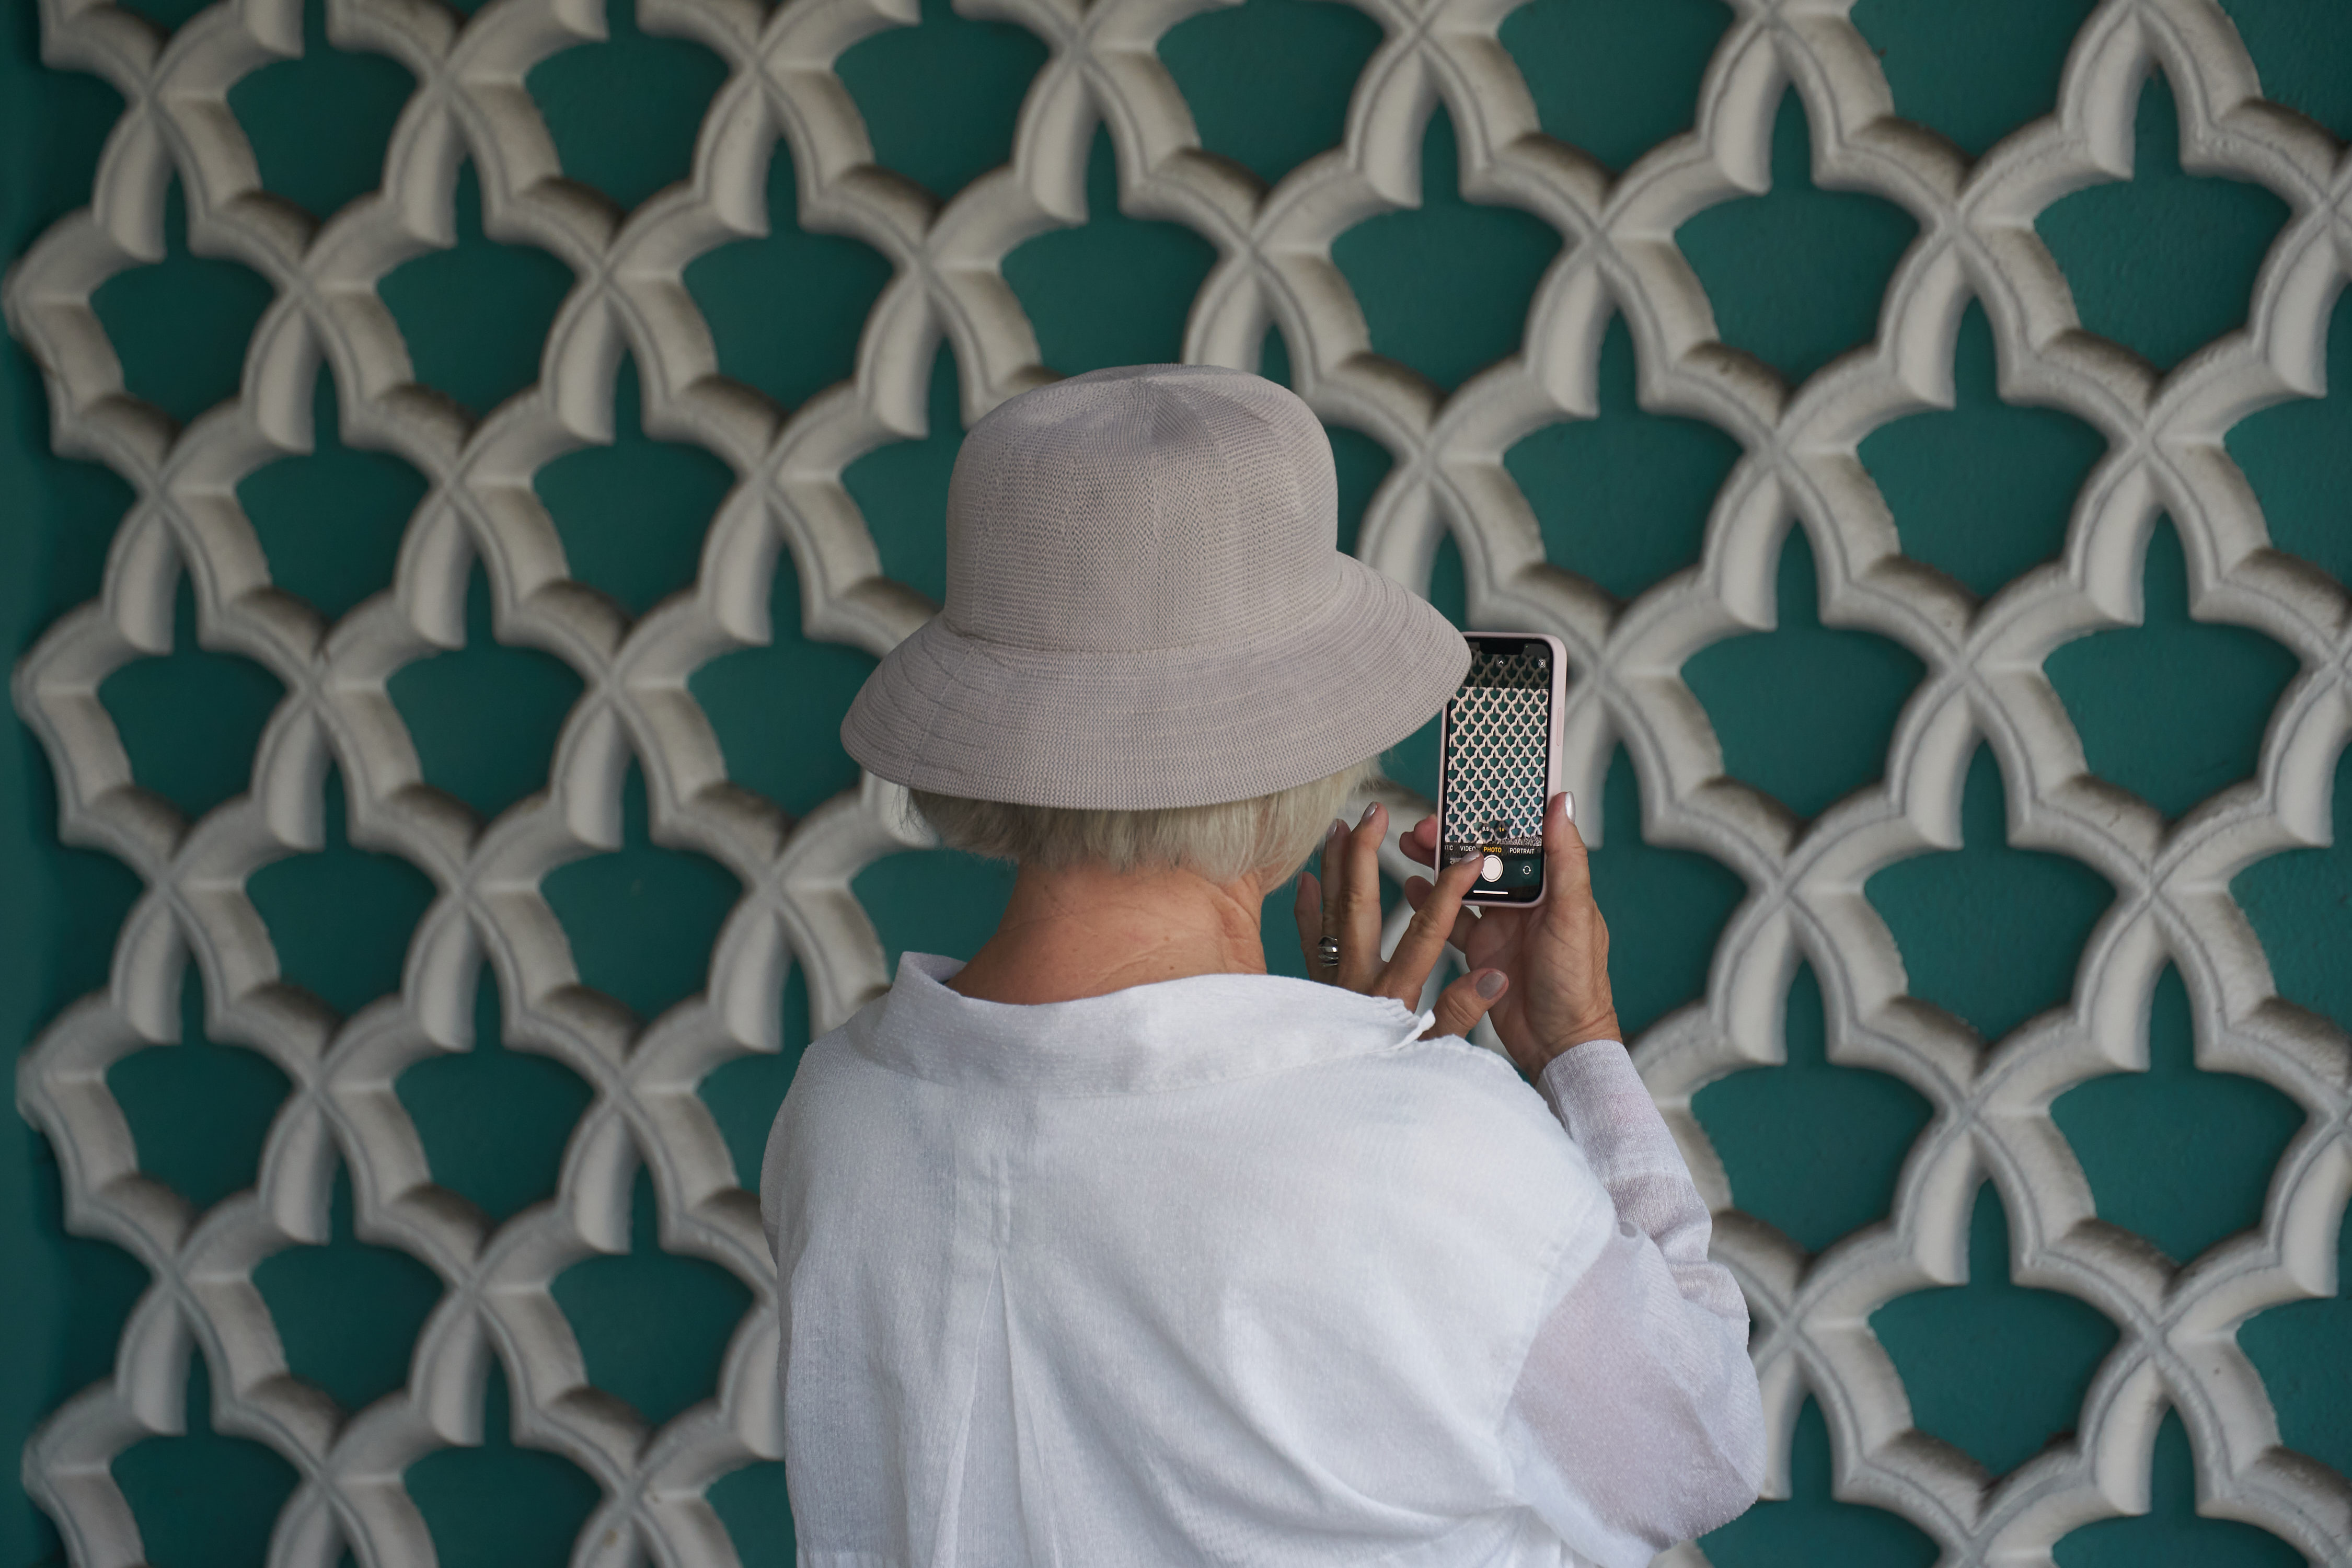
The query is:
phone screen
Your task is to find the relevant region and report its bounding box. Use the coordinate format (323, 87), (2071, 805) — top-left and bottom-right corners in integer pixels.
(1439, 637), (1553, 902)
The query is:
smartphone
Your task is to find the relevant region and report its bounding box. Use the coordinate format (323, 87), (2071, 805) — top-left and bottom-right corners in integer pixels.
(1436, 632), (1567, 905)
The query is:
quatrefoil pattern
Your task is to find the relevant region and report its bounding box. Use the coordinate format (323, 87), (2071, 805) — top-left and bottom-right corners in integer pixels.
(1442, 645), (1552, 850)
(10, 0), (2352, 1563)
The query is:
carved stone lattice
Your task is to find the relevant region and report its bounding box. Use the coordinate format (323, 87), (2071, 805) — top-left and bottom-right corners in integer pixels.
(10, 0), (2350, 1562)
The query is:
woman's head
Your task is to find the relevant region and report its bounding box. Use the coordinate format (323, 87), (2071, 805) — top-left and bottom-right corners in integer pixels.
(908, 755), (1382, 889)
(840, 364), (1466, 828)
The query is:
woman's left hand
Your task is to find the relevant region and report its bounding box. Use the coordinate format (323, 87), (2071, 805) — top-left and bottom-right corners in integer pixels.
(1293, 801), (1507, 1041)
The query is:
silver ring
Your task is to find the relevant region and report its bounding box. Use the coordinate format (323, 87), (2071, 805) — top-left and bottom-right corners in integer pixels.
(1316, 936), (1342, 967)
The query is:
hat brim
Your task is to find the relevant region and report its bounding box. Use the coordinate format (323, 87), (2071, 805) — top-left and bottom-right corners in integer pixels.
(840, 557), (1472, 811)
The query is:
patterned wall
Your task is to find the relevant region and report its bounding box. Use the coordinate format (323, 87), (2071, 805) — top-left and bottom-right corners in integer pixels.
(6, 0), (2350, 1563)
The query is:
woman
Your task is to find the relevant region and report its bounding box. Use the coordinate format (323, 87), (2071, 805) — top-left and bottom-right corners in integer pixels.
(762, 363), (1764, 1566)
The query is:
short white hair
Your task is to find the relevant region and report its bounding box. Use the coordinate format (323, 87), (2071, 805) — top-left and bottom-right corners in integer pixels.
(907, 756), (1385, 887)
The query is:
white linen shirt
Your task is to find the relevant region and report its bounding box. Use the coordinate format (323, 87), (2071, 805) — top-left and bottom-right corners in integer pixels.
(761, 954), (1764, 1567)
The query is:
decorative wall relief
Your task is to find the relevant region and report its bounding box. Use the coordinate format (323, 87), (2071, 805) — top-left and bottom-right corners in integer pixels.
(9, 0), (2347, 1562)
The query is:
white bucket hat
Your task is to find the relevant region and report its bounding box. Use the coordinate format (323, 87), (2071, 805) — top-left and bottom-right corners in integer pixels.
(840, 363), (1471, 811)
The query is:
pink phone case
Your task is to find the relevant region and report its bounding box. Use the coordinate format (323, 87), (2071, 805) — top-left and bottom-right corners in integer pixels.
(1435, 631), (1569, 907)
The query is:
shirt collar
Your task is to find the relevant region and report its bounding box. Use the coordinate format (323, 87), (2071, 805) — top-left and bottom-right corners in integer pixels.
(845, 952), (1438, 1096)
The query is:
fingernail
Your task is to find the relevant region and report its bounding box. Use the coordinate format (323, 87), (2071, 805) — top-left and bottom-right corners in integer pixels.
(1329, 818), (1345, 841)
(1359, 801), (1380, 826)
(1476, 971), (1507, 1000)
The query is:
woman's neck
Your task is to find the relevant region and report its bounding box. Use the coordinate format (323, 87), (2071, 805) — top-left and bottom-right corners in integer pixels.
(945, 859), (1277, 1005)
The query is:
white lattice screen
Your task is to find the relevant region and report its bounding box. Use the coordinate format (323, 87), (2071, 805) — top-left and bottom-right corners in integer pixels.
(9, 0), (2350, 1563)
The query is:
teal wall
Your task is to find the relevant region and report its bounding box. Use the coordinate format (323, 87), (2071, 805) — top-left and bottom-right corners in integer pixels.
(6, 0), (2349, 1564)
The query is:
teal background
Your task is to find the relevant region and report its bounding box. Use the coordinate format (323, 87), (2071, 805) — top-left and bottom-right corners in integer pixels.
(6, 0), (2350, 1563)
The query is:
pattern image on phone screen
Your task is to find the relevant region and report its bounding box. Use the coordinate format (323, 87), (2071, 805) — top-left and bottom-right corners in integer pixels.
(1441, 641), (1551, 893)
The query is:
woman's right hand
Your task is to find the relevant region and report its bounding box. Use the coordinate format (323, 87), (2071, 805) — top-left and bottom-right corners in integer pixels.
(1400, 792), (1621, 1078)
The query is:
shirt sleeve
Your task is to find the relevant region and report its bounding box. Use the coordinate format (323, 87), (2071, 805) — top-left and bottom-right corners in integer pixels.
(1500, 1041), (1766, 1568)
